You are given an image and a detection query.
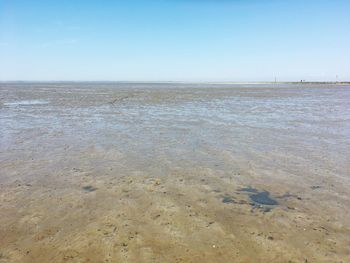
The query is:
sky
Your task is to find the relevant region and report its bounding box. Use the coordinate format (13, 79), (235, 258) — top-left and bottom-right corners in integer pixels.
(0, 0), (349, 82)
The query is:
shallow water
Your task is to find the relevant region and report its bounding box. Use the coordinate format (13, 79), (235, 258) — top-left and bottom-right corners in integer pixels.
(3, 100), (49, 107)
(1, 82), (350, 262)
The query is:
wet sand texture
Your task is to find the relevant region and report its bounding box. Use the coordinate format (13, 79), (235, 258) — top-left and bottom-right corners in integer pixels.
(1, 83), (350, 262)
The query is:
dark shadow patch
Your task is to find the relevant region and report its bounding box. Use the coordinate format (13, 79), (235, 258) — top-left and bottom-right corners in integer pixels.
(222, 196), (235, 204)
(250, 191), (278, 206)
(82, 185), (97, 192)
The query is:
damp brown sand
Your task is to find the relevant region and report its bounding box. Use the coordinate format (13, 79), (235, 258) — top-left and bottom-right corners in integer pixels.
(1, 83), (350, 262)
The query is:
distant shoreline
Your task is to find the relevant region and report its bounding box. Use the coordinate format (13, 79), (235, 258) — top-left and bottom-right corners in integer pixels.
(1, 81), (350, 85)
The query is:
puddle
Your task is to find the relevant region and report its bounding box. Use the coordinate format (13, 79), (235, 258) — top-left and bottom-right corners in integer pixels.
(250, 191), (278, 206)
(239, 187), (279, 211)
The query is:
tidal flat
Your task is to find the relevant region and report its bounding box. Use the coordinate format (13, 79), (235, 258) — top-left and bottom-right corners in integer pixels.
(0, 82), (350, 262)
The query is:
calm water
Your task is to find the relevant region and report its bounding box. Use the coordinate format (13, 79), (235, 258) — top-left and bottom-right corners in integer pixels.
(1, 83), (350, 262)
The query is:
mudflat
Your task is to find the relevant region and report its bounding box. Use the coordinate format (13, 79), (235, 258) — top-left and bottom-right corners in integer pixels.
(1, 82), (349, 262)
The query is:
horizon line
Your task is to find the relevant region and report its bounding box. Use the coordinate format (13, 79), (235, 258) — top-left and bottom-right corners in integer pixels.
(0, 80), (349, 85)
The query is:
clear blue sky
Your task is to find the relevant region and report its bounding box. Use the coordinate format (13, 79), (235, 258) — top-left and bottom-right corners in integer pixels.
(0, 0), (349, 81)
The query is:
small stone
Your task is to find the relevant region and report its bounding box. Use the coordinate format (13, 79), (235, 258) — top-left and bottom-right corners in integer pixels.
(82, 185), (97, 192)
(154, 180), (161, 186)
(207, 221), (214, 227)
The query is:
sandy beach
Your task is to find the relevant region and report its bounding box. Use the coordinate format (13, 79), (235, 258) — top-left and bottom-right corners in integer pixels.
(1, 82), (350, 262)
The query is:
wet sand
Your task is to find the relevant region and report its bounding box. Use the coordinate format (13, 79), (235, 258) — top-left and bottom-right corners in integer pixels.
(1, 82), (350, 262)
